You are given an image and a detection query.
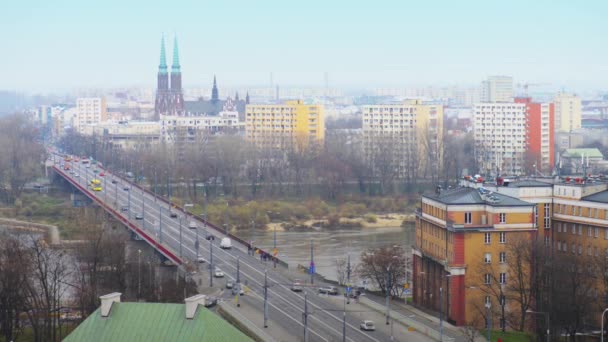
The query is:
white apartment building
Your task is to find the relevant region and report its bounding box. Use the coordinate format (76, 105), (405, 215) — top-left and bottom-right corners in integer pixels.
(362, 100), (443, 179)
(473, 103), (527, 175)
(161, 110), (241, 143)
(80, 121), (160, 149)
(74, 97), (107, 133)
(554, 93), (582, 132)
(480, 76), (513, 103)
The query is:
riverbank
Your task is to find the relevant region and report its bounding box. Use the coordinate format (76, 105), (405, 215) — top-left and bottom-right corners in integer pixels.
(269, 212), (415, 232)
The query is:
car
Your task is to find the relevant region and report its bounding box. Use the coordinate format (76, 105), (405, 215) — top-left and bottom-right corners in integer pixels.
(203, 297), (218, 308)
(291, 280), (304, 292)
(86, 164), (90, 168)
(197, 256), (206, 263)
(214, 269), (225, 278)
(74, 173), (79, 178)
(170, 211), (178, 218)
(360, 320), (376, 331)
(318, 286), (339, 295)
(188, 221), (197, 229)
(232, 286), (245, 296)
(135, 214), (144, 220)
(226, 281), (234, 289)
(219, 238), (232, 249)
(91, 179), (101, 185)
(99, 172), (105, 177)
(93, 187), (103, 192)
(121, 206), (129, 212)
(206, 234), (215, 241)
(111, 179), (117, 184)
(123, 186), (129, 191)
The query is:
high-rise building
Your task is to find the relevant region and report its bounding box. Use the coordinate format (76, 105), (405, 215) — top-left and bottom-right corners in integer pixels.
(362, 100), (443, 179)
(480, 76), (513, 103)
(154, 36), (184, 119)
(554, 93), (582, 132)
(245, 100), (324, 150)
(515, 97), (555, 173)
(474, 103), (527, 175)
(74, 97), (107, 133)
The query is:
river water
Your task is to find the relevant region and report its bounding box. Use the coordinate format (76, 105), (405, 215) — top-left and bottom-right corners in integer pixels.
(237, 223), (415, 282)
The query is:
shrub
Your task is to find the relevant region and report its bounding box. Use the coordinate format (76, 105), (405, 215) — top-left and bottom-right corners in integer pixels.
(364, 214), (377, 223)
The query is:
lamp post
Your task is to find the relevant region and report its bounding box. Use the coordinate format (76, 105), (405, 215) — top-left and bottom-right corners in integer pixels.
(527, 310), (550, 342)
(601, 308), (608, 342)
(485, 302), (491, 342)
(138, 249), (142, 299)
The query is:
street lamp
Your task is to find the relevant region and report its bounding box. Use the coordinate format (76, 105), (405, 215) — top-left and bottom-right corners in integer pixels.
(386, 255), (399, 326)
(602, 308), (608, 342)
(527, 310), (550, 342)
(138, 249), (142, 299)
(485, 302), (492, 342)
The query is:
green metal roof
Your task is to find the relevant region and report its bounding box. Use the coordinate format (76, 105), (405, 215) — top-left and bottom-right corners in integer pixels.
(64, 302), (252, 342)
(564, 148), (604, 159)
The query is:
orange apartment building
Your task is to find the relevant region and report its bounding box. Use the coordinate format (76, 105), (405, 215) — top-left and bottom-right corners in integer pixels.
(414, 186), (536, 326)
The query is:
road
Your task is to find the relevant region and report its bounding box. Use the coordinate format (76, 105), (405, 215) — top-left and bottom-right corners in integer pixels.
(52, 155), (417, 342)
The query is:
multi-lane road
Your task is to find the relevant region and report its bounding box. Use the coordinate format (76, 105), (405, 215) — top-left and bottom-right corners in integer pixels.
(52, 155), (405, 342)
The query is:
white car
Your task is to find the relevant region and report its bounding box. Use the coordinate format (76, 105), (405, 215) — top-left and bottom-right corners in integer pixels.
(214, 269), (225, 278)
(197, 256), (206, 263)
(360, 320), (376, 331)
(220, 237), (232, 249)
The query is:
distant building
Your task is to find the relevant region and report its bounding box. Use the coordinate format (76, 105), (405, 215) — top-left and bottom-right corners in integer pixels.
(154, 36), (184, 119)
(161, 98), (242, 144)
(515, 97), (555, 173)
(64, 293), (252, 342)
(554, 93), (582, 132)
(560, 148), (604, 174)
(184, 77), (248, 119)
(80, 121), (160, 150)
(74, 97), (107, 133)
(480, 76), (513, 103)
(362, 100), (444, 179)
(245, 100), (324, 150)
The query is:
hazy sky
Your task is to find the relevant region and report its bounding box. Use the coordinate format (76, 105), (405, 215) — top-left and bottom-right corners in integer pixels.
(2, 0), (607, 92)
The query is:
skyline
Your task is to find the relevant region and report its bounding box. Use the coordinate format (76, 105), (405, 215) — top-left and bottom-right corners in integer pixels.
(2, 0), (608, 92)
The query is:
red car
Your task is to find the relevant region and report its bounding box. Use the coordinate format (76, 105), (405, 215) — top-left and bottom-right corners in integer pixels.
(99, 172), (105, 177)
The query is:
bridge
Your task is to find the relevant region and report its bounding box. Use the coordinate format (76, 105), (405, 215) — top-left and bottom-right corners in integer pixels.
(50, 154), (403, 342)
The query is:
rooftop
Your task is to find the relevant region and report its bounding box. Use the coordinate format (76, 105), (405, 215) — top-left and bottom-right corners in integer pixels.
(426, 187), (533, 207)
(501, 179), (553, 188)
(582, 190), (608, 204)
(563, 148), (604, 159)
(64, 301), (252, 342)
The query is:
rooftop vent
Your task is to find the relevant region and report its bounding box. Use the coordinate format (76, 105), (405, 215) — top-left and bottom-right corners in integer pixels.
(185, 294), (207, 319)
(99, 292), (121, 317)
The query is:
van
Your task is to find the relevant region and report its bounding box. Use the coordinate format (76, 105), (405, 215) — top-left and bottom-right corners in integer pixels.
(220, 238), (232, 249)
(188, 221), (197, 229)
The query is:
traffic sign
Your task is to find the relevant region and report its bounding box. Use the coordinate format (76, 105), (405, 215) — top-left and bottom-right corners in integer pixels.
(309, 261), (315, 274)
(346, 287), (352, 294)
(272, 248), (278, 256)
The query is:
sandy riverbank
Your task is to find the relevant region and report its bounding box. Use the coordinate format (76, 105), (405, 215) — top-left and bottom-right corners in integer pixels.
(264, 212), (415, 231)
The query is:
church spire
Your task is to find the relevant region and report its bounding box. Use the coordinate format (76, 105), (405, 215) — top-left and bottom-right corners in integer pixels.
(171, 36), (180, 73)
(235, 92), (240, 102)
(211, 75), (219, 102)
(245, 91), (250, 104)
(159, 36), (167, 75)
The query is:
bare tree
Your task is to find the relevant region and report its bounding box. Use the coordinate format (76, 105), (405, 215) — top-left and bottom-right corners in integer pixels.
(358, 245), (407, 296)
(0, 234), (31, 342)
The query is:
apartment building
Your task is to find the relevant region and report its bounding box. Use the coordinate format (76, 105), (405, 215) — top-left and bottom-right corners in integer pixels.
(74, 97), (107, 133)
(160, 111), (241, 144)
(245, 100), (324, 150)
(515, 97), (555, 173)
(362, 100), (443, 179)
(413, 185), (536, 326)
(554, 93), (582, 132)
(80, 121), (160, 150)
(474, 103), (527, 175)
(480, 76), (513, 103)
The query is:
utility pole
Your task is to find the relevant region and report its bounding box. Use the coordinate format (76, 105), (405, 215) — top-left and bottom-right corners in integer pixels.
(209, 238), (214, 287)
(342, 296), (347, 342)
(440, 287), (443, 341)
(236, 256), (241, 307)
(154, 170), (157, 202)
(273, 224), (277, 268)
(195, 221), (199, 259)
(138, 249), (142, 299)
(128, 191), (131, 220)
(179, 217), (183, 258)
(303, 292), (309, 342)
(159, 207), (163, 243)
(347, 254), (351, 284)
(264, 269), (268, 328)
(142, 192), (145, 229)
(310, 239), (315, 285)
(386, 267), (391, 325)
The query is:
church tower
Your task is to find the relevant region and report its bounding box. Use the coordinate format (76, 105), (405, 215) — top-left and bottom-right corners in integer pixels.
(169, 36), (184, 115)
(211, 75), (219, 104)
(154, 36), (170, 120)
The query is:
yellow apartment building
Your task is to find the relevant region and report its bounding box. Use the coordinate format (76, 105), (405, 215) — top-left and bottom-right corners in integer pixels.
(245, 100), (324, 151)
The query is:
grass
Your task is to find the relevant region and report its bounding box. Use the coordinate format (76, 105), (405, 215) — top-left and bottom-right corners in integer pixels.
(0, 324), (77, 342)
(478, 329), (534, 342)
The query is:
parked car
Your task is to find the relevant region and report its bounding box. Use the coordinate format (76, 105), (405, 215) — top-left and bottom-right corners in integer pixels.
(291, 280), (304, 292)
(318, 286), (339, 295)
(135, 214), (144, 220)
(360, 320), (376, 331)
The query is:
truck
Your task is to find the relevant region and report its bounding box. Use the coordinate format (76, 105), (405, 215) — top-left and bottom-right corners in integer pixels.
(220, 237), (232, 249)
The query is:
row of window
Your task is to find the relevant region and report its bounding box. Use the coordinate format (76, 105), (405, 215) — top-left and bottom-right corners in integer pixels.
(556, 241), (606, 257)
(484, 232), (507, 244)
(556, 222), (606, 239)
(484, 272), (507, 285)
(464, 213), (507, 224)
(483, 251), (506, 264)
(556, 203), (608, 219)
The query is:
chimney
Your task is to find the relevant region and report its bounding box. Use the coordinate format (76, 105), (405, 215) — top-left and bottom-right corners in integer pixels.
(99, 292), (121, 317)
(185, 294), (207, 319)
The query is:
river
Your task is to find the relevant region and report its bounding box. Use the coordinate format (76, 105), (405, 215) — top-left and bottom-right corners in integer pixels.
(237, 223), (415, 282)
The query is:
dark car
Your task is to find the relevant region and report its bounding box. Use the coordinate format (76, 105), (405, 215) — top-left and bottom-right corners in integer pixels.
(111, 179), (118, 184)
(135, 214), (144, 220)
(206, 234), (215, 241)
(123, 186), (129, 191)
(170, 211), (178, 218)
(204, 297), (218, 308)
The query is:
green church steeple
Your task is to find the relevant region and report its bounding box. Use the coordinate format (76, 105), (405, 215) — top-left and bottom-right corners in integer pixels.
(171, 36), (181, 73)
(159, 36), (168, 75)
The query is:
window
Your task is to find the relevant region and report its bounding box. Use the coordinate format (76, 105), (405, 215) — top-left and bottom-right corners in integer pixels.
(499, 232), (506, 244)
(484, 274), (491, 285)
(500, 273), (506, 284)
(572, 224), (576, 235)
(544, 203), (550, 217)
(544, 236), (549, 246)
(578, 207), (582, 216)
(484, 253), (492, 263)
(499, 213), (506, 223)
(605, 229), (608, 240)
(578, 225), (583, 235)
(572, 244), (576, 254)
(572, 206), (576, 215)
(588, 246), (592, 256)
(485, 296), (491, 305)
(595, 247), (599, 257)
(578, 245), (583, 255)
(499, 252), (506, 263)
(588, 227), (593, 237)
(465, 212), (472, 224)
(484, 233), (491, 244)
(557, 241), (562, 251)
(595, 227), (599, 238)
(557, 223), (561, 233)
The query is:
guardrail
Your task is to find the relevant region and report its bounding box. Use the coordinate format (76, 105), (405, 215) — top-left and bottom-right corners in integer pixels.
(52, 166), (183, 266)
